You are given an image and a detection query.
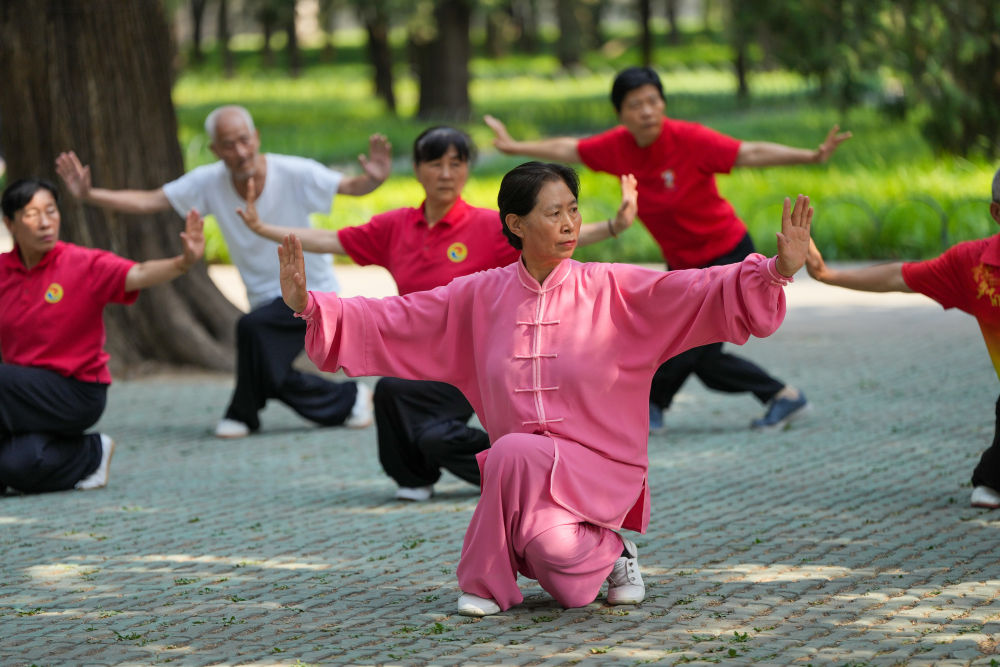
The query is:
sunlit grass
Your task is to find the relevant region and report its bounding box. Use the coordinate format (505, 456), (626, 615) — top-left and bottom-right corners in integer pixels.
(174, 37), (996, 265)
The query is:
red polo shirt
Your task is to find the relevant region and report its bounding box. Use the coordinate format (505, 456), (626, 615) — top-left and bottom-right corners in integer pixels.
(577, 117), (745, 269)
(902, 233), (1000, 380)
(337, 198), (520, 295)
(0, 242), (137, 384)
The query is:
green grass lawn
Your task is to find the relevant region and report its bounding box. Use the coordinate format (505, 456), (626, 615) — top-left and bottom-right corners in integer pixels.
(174, 31), (996, 265)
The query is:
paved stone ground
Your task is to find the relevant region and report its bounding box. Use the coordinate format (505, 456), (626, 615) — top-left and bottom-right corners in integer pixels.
(2, 270), (999, 666)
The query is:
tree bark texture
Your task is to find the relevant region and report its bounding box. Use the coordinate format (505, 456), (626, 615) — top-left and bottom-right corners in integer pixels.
(0, 1), (239, 374)
(414, 0), (471, 121)
(362, 2), (397, 113)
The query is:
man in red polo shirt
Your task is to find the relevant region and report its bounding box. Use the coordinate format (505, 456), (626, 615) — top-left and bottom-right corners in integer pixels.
(485, 66), (851, 434)
(806, 167), (1000, 509)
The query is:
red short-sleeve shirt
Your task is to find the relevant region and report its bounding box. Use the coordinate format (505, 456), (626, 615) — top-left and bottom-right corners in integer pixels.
(577, 117), (745, 269)
(902, 234), (1000, 379)
(0, 242), (138, 383)
(337, 198), (520, 295)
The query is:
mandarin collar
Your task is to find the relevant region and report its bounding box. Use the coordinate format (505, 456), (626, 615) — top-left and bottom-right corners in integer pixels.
(516, 256), (573, 293)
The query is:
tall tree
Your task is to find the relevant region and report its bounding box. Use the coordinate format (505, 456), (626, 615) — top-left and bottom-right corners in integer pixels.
(556, 0), (587, 68)
(218, 0), (234, 76)
(190, 0), (210, 63)
(0, 0), (239, 372)
(637, 0), (652, 66)
(411, 0), (472, 121)
(358, 0), (397, 113)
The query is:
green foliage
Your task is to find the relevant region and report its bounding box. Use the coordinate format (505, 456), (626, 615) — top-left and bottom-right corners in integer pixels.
(173, 24), (996, 266)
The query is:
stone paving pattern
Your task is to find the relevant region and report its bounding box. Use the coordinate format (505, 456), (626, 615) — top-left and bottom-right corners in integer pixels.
(2, 273), (999, 666)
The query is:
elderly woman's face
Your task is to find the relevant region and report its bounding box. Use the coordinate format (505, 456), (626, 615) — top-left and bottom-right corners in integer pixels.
(511, 179), (581, 261)
(415, 145), (469, 206)
(5, 189), (60, 263)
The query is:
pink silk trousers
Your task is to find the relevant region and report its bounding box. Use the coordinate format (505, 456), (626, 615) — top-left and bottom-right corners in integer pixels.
(456, 433), (625, 610)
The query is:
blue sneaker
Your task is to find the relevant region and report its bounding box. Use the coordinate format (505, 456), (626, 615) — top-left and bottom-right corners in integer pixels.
(751, 391), (810, 430)
(649, 402), (666, 434)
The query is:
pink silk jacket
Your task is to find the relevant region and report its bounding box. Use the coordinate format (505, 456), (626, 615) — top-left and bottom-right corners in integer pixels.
(299, 255), (790, 533)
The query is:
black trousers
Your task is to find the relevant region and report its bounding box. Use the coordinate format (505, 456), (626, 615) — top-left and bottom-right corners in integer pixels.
(0, 364), (105, 494)
(225, 298), (357, 430)
(650, 233), (785, 410)
(971, 394), (1000, 490)
(374, 377), (490, 487)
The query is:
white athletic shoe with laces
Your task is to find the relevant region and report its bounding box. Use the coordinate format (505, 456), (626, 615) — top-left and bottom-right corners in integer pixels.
(606, 536), (645, 605)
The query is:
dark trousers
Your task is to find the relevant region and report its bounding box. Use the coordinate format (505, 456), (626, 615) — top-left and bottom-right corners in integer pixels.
(374, 377), (490, 487)
(971, 394), (1000, 490)
(225, 298), (357, 430)
(0, 364), (105, 494)
(650, 233), (785, 410)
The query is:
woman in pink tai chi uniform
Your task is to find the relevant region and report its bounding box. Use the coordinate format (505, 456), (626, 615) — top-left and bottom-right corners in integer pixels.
(278, 162), (814, 616)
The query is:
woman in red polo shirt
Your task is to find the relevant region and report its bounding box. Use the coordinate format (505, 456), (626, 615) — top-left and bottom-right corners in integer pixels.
(0, 178), (204, 495)
(238, 126), (636, 501)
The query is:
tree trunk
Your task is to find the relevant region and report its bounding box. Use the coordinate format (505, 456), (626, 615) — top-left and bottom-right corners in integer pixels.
(218, 0), (234, 77)
(637, 0), (652, 67)
(665, 0), (680, 45)
(262, 18), (275, 67)
(190, 0), (208, 63)
(556, 0), (584, 69)
(512, 0), (538, 53)
(0, 0), (239, 374)
(361, 2), (397, 114)
(414, 0), (471, 121)
(285, 0), (301, 77)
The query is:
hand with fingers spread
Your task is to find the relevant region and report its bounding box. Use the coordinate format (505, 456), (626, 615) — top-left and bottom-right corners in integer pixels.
(54, 151), (92, 201)
(484, 115), (517, 154)
(358, 134), (392, 185)
(775, 194), (813, 278)
(179, 208), (206, 270)
(611, 174), (638, 236)
(235, 176), (262, 233)
(279, 234), (308, 313)
(815, 125), (852, 163)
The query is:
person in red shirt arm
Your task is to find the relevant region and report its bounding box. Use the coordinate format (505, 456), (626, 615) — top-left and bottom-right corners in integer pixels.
(485, 66), (851, 434)
(806, 167), (1000, 509)
(0, 178), (205, 495)
(239, 126), (637, 502)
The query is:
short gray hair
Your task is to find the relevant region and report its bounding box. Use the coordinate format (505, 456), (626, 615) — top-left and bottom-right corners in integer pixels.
(204, 105), (256, 143)
(993, 166), (1000, 203)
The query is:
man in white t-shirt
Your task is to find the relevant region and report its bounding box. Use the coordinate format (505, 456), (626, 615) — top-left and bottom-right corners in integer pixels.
(55, 105), (391, 438)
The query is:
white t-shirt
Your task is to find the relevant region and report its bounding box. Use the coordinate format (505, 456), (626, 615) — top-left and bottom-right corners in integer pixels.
(163, 153), (341, 310)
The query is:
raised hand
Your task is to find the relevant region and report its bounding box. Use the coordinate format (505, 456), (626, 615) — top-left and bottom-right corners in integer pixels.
(815, 125), (852, 163)
(804, 238), (832, 282)
(358, 134), (392, 185)
(54, 151), (92, 200)
(235, 176), (262, 232)
(612, 174), (638, 234)
(278, 234), (308, 313)
(775, 195), (813, 278)
(484, 115), (517, 154)
(179, 208), (206, 268)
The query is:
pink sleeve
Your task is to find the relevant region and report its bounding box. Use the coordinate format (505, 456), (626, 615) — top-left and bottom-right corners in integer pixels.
(298, 282), (477, 390)
(609, 254), (788, 365)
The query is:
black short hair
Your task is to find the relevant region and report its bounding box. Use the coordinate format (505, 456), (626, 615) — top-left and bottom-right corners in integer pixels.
(610, 66), (666, 113)
(412, 126), (476, 165)
(1, 178), (59, 220)
(498, 162), (580, 250)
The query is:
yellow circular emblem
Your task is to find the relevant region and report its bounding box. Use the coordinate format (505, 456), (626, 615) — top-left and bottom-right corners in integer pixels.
(44, 283), (64, 304)
(447, 242), (468, 263)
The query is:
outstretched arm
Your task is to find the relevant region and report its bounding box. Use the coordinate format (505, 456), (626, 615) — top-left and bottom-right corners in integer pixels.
(337, 134), (392, 196)
(124, 209), (205, 291)
(578, 174), (638, 246)
(55, 150), (171, 214)
(805, 239), (911, 292)
(279, 234), (310, 313)
(237, 176), (345, 254)
(734, 125), (852, 168)
(484, 114), (581, 163)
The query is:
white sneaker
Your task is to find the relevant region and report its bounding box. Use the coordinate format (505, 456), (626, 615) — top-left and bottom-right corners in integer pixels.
(395, 485), (434, 502)
(457, 593), (501, 617)
(214, 418), (250, 439)
(75, 434), (115, 490)
(345, 382), (373, 429)
(606, 537), (645, 605)
(970, 485), (1000, 509)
